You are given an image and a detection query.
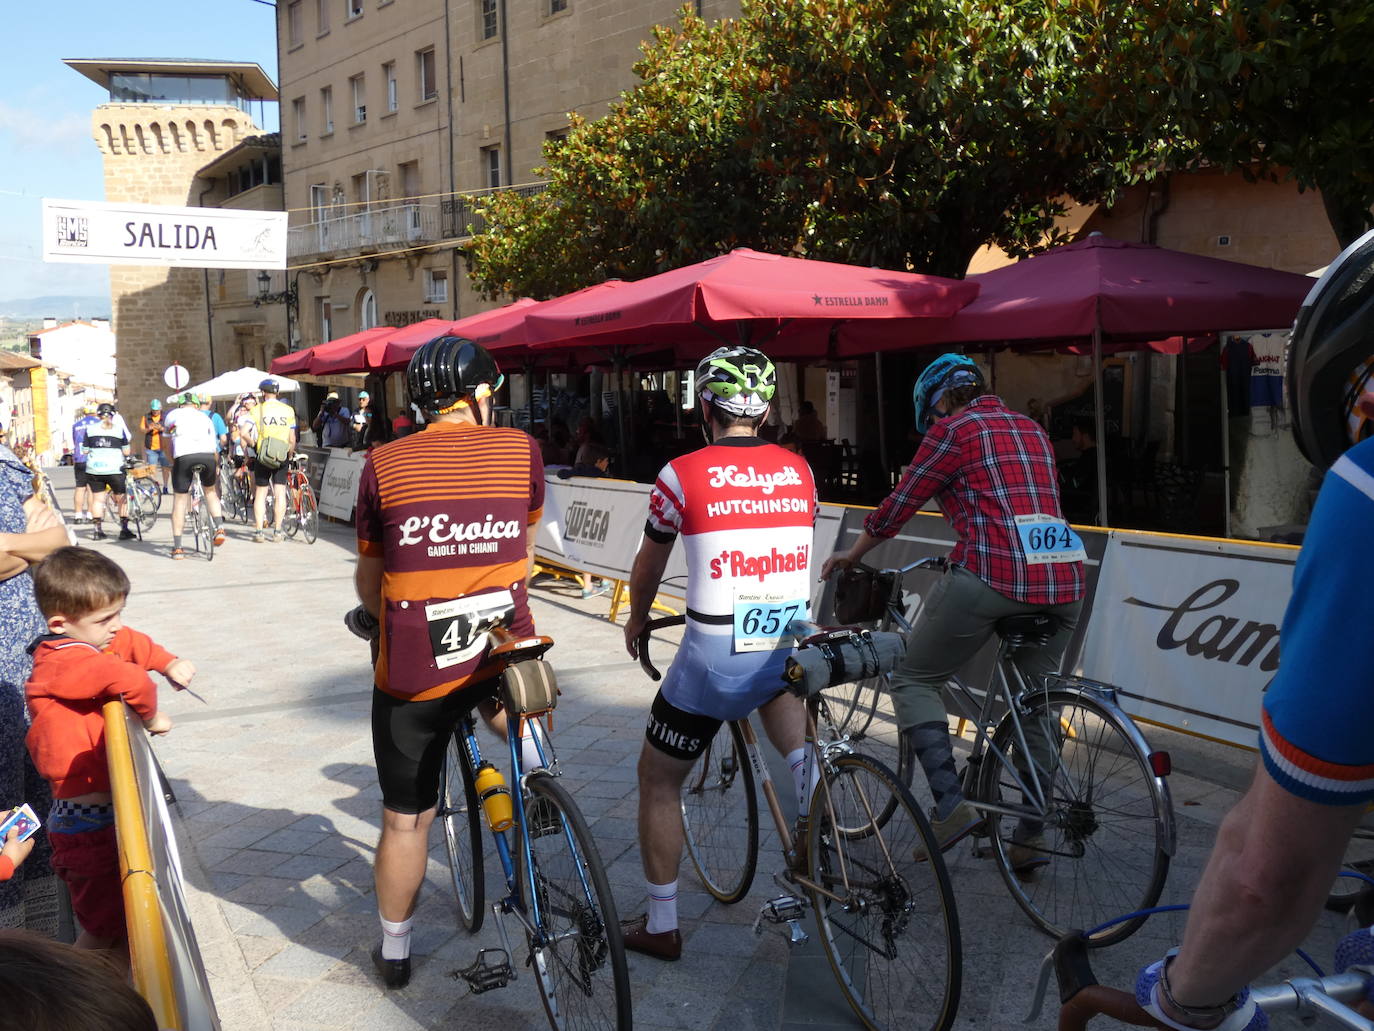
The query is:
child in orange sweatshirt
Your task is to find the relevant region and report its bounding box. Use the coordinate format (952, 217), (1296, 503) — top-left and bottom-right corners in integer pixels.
(24, 547), (196, 957)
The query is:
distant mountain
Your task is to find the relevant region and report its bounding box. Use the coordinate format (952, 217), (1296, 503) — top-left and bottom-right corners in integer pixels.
(0, 295), (111, 320)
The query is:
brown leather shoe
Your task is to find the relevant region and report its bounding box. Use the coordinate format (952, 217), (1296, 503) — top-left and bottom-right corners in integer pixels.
(620, 913), (682, 961)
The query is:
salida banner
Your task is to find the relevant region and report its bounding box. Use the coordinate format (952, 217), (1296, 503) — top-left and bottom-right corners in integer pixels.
(1075, 532), (1296, 748)
(41, 197), (287, 270)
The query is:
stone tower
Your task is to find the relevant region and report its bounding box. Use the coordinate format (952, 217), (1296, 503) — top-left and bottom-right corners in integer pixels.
(64, 59), (277, 423)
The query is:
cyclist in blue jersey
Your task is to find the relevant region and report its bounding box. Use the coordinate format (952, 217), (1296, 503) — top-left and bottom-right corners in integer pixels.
(1123, 231), (1374, 1031)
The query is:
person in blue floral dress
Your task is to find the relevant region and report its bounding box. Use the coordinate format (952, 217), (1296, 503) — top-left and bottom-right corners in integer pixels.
(0, 444), (69, 933)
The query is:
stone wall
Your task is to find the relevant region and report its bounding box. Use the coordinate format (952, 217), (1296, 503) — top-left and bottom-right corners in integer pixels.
(93, 103), (263, 421)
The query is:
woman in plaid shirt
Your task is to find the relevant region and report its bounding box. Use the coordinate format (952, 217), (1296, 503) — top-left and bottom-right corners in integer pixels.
(821, 354), (1085, 870)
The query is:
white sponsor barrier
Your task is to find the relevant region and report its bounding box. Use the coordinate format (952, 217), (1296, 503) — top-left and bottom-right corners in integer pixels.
(1075, 530), (1296, 749)
(535, 473), (843, 610)
(319, 448), (365, 520)
(42, 198), (287, 269)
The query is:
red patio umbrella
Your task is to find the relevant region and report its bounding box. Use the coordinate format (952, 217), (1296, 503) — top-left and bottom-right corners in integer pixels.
(270, 348), (315, 375)
(371, 300), (541, 372)
(293, 326), (398, 376)
(522, 248), (979, 360)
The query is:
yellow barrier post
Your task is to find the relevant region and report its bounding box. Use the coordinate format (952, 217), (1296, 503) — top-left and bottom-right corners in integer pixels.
(104, 701), (180, 1030)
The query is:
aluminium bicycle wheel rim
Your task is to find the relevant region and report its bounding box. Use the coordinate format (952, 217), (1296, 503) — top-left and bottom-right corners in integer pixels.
(439, 733), (485, 933)
(807, 752), (961, 1031)
(976, 689), (1171, 945)
(301, 490), (318, 544)
(518, 772), (632, 1031)
(680, 720), (758, 904)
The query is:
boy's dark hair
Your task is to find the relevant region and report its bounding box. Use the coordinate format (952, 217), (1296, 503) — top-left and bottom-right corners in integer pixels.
(1071, 416), (1097, 441)
(580, 443), (611, 466)
(32, 547), (131, 619)
(0, 930), (157, 1031)
(942, 381), (987, 412)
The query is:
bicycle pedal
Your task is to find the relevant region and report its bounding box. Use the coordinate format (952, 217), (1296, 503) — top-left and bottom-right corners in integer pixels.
(454, 948), (513, 994)
(754, 895), (810, 946)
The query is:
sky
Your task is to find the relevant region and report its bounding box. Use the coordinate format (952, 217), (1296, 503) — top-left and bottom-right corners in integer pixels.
(0, 1), (280, 305)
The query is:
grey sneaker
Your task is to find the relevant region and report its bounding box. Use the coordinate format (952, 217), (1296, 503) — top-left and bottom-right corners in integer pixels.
(252, 530), (266, 543)
(914, 800), (983, 862)
(1008, 833), (1050, 875)
(273, 529), (285, 542)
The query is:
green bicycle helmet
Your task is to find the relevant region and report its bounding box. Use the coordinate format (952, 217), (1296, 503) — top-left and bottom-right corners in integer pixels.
(912, 353), (984, 432)
(695, 346), (776, 418)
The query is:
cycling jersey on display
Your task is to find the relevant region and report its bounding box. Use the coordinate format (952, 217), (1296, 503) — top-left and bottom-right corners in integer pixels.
(164, 407), (218, 459)
(84, 424), (130, 476)
(356, 422), (545, 701)
(1261, 437), (1374, 806)
(255, 399), (295, 443)
(645, 437), (817, 720)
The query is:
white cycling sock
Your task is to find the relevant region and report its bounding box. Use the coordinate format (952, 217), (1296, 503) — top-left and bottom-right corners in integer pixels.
(379, 914), (413, 960)
(645, 880), (678, 934)
(786, 748), (818, 811)
(521, 720), (546, 771)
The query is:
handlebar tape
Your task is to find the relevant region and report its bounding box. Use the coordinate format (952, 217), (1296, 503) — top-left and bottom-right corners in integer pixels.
(1335, 927), (1374, 1001)
(1053, 933), (1099, 1004)
(637, 615), (686, 682)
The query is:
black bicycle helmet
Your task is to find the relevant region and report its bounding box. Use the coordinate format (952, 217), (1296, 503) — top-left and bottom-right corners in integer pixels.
(406, 335), (503, 419)
(259, 378), (280, 393)
(97, 402), (116, 418)
(1289, 227), (1374, 468)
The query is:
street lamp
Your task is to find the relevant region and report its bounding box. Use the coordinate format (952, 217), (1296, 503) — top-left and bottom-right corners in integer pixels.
(255, 271), (300, 351)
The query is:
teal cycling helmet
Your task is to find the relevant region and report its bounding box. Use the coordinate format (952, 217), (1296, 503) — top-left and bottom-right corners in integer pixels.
(696, 346), (776, 418)
(912, 353), (984, 432)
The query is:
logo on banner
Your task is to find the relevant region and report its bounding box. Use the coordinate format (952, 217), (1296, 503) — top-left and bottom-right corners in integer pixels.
(709, 544), (809, 582)
(56, 215), (89, 249)
(563, 501), (611, 546)
(1123, 578), (1280, 673)
(706, 464), (803, 495)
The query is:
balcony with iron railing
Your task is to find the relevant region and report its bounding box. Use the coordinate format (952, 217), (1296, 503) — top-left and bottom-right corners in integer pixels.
(286, 181), (549, 260)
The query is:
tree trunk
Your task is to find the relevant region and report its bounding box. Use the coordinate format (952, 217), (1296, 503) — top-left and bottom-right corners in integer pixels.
(1319, 179), (1373, 250)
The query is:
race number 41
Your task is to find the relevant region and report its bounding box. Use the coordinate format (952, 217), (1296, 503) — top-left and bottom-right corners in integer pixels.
(733, 590), (807, 653)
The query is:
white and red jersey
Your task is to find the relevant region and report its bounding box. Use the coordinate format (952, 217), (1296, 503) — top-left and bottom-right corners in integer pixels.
(646, 437), (817, 632)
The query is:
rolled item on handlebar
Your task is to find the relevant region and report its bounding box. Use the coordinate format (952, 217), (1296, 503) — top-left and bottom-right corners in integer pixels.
(783, 630), (905, 697)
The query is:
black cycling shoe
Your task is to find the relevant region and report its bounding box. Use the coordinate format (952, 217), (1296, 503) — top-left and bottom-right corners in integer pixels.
(118, 527), (136, 540)
(371, 945), (411, 989)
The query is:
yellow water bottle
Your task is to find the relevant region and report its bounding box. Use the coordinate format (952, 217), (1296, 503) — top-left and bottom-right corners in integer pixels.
(475, 762), (513, 832)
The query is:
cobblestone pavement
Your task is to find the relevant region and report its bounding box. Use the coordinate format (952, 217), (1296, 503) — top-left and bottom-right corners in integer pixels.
(45, 467), (1357, 1029)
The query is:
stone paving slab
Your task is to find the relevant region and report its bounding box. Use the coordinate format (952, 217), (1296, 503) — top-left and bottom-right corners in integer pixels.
(40, 466), (1356, 1030)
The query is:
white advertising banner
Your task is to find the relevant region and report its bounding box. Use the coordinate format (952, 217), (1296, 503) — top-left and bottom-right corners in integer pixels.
(42, 197), (288, 270)
(319, 448), (365, 520)
(535, 474), (845, 610)
(1075, 531), (1297, 748)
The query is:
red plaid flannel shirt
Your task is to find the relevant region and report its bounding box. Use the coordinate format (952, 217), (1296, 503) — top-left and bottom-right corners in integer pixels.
(863, 395), (1084, 605)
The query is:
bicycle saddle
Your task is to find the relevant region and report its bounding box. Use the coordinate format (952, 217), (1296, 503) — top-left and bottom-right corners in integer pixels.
(995, 612), (1062, 640)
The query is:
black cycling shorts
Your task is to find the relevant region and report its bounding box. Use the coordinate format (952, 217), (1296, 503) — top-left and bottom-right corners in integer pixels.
(171, 453), (216, 494)
(644, 690), (724, 761)
(85, 471), (126, 496)
(253, 462), (288, 487)
(371, 681), (499, 814)
(73, 463), (88, 488)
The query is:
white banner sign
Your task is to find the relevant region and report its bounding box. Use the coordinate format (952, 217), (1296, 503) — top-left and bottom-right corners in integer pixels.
(42, 197), (287, 270)
(535, 473), (844, 611)
(319, 448), (365, 520)
(1075, 532), (1297, 748)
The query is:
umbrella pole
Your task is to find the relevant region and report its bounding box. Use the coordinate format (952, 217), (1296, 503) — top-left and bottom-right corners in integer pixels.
(1092, 327), (1110, 526)
(875, 351), (889, 484)
(1220, 352), (1231, 538)
(614, 352), (629, 471)
(525, 360), (534, 430)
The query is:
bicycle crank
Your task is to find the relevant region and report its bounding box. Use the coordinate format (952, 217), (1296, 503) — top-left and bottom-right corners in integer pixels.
(754, 895), (810, 947)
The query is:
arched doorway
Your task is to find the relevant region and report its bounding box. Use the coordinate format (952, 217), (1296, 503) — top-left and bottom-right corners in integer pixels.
(359, 289), (378, 330)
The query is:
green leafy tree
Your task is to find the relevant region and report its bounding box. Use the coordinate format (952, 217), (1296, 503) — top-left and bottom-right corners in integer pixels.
(466, 0), (1368, 297)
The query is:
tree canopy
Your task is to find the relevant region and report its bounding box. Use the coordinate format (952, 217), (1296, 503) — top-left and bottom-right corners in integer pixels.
(464, 0), (1374, 300)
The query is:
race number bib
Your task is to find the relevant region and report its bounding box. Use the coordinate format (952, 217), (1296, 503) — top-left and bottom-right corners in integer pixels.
(424, 590), (515, 669)
(732, 589), (807, 653)
(1014, 514), (1087, 565)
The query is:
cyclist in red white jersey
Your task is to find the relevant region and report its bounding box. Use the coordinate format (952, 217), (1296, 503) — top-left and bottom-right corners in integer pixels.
(621, 346), (817, 960)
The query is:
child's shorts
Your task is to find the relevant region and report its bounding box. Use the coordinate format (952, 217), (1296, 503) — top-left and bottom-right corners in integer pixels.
(48, 801), (125, 942)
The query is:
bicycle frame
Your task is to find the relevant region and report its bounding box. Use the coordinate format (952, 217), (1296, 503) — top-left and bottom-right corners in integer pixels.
(450, 712), (598, 961)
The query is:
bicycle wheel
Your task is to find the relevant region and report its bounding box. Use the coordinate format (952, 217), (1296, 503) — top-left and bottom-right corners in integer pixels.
(299, 488), (318, 544)
(439, 732), (485, 933)
(517, 772), (631, 1031)
(680, 720), (758, 903)
(975, 686), (1172, 945)
(133, 480), (159, 534)
(283, 493), (300, 538)
(807, 752), (960, 1031)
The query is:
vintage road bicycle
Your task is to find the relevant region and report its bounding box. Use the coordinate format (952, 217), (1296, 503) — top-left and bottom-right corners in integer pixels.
(281, 454), (319, 544)
(124, 461), (162, 539)
(827, 556), (1175, 946)
(438, 624), (632, 1030)
(641, 614), (961, 1031)
(184, 464), (218, 562)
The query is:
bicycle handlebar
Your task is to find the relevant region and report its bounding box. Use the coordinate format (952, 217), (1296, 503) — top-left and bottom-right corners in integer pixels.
(636, 615), (686, 682)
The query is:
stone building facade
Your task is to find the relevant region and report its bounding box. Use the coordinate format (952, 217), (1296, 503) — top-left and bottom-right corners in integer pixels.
(64, 59), (279, 423)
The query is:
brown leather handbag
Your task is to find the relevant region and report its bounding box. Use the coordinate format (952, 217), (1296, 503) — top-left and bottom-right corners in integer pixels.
(832, 565), (896, 625)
